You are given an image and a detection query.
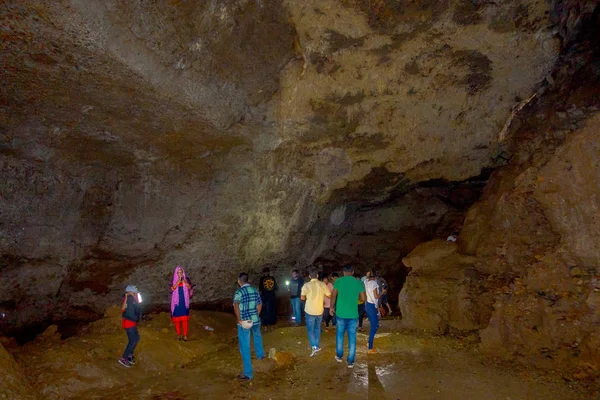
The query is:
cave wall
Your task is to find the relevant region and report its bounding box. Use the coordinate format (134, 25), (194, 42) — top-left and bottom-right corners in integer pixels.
(0, 0), (580, 333)
(400, 113), (600, 377)
(399, 0), (600, 376)
(0, 151), (326, 329)
(475, 115), (600, 378)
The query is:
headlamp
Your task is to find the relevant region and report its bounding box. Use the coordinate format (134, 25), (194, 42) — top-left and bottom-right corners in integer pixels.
(285, 281), (290, 286)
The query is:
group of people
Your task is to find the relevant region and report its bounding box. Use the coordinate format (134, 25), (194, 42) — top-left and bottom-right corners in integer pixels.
(235, 264), (390, 380)
(258, 266), (392, 329)
(117, 264), (391, 382)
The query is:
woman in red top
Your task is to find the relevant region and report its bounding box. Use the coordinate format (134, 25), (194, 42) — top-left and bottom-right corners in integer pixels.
(170, 266), (193, 341)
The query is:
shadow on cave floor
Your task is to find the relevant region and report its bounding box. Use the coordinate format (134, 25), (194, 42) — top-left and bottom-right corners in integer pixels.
(3, 309), (593, 400)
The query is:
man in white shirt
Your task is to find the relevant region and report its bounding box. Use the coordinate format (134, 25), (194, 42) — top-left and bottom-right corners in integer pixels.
(365, 269), (385, 354)
(301, 266), (331, 357)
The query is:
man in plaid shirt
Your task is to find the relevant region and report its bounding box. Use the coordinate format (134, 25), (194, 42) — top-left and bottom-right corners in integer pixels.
(233, 272), (265, 381)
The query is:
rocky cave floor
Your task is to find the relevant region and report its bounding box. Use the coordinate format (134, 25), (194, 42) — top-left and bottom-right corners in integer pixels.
(1, 309), (596, 400)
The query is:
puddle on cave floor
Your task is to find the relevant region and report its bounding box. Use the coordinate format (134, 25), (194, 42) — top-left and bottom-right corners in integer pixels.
(5, 309), (592, 400)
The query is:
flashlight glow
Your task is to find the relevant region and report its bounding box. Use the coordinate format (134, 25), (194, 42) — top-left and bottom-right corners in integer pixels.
(137, 293), (143, 303)
(285, 281), (290, 285)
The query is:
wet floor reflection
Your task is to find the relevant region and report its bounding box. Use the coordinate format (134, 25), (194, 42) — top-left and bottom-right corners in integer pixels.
(347, 361), (395, 397)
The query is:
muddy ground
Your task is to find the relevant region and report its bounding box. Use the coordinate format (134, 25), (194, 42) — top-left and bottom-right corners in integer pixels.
(2, 309), (596, 399)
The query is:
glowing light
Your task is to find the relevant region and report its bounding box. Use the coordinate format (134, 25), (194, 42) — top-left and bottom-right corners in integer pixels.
(137, 293), (143, 303)
(285, 281), (290, 285)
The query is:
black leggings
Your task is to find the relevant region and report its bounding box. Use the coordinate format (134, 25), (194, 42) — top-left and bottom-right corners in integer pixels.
(358, 303), (366, 328)
(122, 326), (140, 359)
(323, 308), (333, 327)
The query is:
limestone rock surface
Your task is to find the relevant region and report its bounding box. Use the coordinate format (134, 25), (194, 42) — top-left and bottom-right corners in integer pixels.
(0, 0), (583, 334)
(399, 112), (600, 377)
(477, 115), (600, 378)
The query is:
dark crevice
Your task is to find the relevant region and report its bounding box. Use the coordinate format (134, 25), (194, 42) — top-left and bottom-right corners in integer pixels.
(355, 167), (492, 212)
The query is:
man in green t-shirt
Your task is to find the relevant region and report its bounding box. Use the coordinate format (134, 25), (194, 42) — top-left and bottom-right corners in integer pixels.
(330, 264), (366, 368)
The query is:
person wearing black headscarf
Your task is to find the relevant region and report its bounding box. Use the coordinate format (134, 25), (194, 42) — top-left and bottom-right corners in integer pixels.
(259, 266), (278, 331)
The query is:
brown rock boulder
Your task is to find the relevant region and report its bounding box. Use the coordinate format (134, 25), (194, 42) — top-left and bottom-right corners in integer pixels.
(399, 240), (490, 333)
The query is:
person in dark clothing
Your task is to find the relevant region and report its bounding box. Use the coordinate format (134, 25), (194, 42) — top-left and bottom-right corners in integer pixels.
(259, 267), (278, 332)
(288, 269), (304, 325)
(330, 272), (339, 326)
(322, 274), (334, 330)
(119, 284), (142, 368)
(377, 276), (393, 316)
(355, 273), (366, 331)
(300, 270), (307, 323)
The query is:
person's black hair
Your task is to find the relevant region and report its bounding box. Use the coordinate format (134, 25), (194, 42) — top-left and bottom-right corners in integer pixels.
(292, 269), (299, 274)
(307, 266), (318, 278)
(343, 264), (353, 273)
(239, 272), (249, 283)
(331, 272), (339, 278)
(369, 268), (378, 278)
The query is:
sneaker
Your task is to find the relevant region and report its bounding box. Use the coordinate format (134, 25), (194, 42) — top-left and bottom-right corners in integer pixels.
(335, 356), (343, 363)
(237, 375), (251, 381)
(367, 349), (377, 354)
(310, 347), (322, 357)
(127, 356), (136, 365)
(347, 363), (354, 368)
(118, 358), (131, 368)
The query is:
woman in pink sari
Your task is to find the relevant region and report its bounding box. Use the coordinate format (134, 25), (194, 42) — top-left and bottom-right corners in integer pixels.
(170, 266), (193, 341)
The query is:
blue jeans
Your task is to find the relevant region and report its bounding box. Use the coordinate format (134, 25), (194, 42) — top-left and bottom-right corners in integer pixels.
(237, 322), (265, 379)
(336, 317), (358, 364)
(122, 326), (140, 359)
(305, 313), (323, 348)
(365, 303), (379, 349)
(290, 297), (301, 323)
